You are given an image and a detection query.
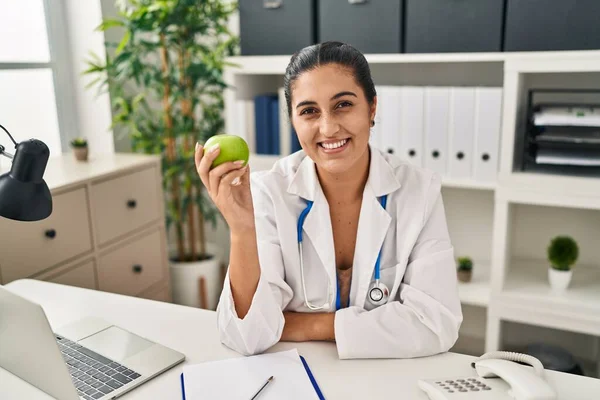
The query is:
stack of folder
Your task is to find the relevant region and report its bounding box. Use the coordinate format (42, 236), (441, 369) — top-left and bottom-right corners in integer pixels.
(235, 88), (302, 157)
(524, 89), (600, 175)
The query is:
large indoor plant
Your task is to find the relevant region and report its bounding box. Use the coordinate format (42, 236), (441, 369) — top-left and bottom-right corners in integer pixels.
(84, 0), (238, 309)
(547, 235), (579, 292)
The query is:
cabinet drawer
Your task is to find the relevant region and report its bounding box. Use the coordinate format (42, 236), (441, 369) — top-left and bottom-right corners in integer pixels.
(0, 188), (92, 283)
(98, 229), (165, 296)
(46, 260), (97, 290)
(92, 167), (161, 246)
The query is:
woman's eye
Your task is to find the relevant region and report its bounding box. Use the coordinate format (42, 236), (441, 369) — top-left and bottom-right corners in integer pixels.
(300, 108), (317, 115)
(336, 101), (352, 109)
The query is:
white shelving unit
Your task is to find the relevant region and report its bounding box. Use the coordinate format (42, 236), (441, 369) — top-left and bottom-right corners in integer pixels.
(223, 50), (600, 377)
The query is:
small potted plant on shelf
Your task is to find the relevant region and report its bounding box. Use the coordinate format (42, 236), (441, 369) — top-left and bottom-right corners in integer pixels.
(457, 257), (473, 283)
(70, 138), (88, 161)
(547, 236), (579, 292)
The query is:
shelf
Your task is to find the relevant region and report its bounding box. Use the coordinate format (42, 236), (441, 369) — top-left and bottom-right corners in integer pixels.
(442, 177), (496, 191)
(496, 180), (600, 211)
(225, 50), (600, 75)
(457, 261), (491, 308)
(500, 172), (600, 199)
(497, 259), (600, 336)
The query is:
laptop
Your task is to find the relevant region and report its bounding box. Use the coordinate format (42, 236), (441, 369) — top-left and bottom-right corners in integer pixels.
(0, 285), (185, 400)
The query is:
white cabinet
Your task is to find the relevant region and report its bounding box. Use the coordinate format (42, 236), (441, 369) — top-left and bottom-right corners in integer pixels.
(0, 153), (171, 302)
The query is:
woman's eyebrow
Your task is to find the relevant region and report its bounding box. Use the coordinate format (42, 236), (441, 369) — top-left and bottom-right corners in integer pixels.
(295, 91), (358, 109)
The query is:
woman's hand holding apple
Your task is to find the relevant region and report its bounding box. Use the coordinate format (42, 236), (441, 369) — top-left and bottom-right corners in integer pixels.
(195, 135), (255, 235)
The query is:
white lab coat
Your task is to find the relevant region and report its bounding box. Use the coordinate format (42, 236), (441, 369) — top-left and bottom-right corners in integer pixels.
(216, 147), (463, 359)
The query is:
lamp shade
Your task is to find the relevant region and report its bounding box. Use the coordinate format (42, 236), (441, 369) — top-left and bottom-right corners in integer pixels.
(0, 139), (52, 221)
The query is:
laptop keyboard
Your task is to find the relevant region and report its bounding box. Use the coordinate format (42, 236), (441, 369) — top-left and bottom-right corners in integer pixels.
(55, 335), (141, 400)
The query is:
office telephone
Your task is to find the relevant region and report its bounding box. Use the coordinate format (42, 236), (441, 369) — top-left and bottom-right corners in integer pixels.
(418, 351), (556, 400)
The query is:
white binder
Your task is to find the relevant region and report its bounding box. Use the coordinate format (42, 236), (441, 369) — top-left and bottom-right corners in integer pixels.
(377, 86), (402, 156)
(448, 87), (476, 179)
(474, 87), (503, 182)
(424, 87), (450, 175)
(236, 99), (255, 154)
(399, 86), (425, 167)
(278, 87), (291, 156)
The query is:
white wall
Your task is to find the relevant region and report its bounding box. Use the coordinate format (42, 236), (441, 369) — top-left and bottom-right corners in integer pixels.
(62, 0), (114, 155)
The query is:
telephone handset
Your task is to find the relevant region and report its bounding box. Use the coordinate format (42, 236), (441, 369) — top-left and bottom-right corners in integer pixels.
(418, 351), (556, 400)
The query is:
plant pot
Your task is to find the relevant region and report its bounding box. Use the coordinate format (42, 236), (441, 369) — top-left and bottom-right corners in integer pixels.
(73, 147), (88, 161)
(457, 269), (472, 283)
(548, 268), (572, 292)
(169, 243), (224, 310)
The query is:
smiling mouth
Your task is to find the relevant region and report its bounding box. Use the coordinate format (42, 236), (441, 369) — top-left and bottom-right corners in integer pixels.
(318, 138), (350, 150)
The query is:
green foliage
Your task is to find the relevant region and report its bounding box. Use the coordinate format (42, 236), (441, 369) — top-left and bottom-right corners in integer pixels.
(70, 138), (88, 148)
(547, 236), (579, 271)
(457, 257), (473, 271)
(83, 0), (239, 258)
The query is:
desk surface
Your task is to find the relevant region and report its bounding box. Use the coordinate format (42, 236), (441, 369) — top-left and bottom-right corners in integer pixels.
(2, 279), (599, 399)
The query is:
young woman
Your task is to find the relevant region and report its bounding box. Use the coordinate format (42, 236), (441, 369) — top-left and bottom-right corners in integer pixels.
(195, 41), (462, 359)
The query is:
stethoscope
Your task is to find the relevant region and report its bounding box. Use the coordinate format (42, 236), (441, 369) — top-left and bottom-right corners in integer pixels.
(297, 195), (390, 311)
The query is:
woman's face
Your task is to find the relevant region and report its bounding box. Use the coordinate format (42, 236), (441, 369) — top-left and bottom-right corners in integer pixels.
(290, 64), (376, 175)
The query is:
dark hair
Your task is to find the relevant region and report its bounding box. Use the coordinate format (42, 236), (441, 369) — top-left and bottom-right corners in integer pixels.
(283, 41), (377, 118)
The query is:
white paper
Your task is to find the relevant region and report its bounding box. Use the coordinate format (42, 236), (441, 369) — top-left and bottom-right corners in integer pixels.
(181, 349), (319, 400)
(534, 107), (600, 127)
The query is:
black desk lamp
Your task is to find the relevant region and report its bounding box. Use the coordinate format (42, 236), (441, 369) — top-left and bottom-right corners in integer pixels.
(0, 124), (52, 221)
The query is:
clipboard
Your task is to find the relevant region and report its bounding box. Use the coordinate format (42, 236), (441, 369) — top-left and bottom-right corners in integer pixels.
(180, 352), (325, 399)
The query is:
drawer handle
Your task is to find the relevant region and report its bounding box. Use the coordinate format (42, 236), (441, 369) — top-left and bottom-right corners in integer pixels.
(263, 0), (281, 9)
(127, 199), (137, 209)
(457, 151), (465, 160)
(432, 150), (440, 159)
(45, 229), (57, 239)
(482, 153), (490, 162)
(348, 0), (368, 4)
(132, 264), (143, 273)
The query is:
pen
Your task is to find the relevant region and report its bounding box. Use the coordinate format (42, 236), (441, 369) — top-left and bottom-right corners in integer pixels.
(250, 375), (274, 399)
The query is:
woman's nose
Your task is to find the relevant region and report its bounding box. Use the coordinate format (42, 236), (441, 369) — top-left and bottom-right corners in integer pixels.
(318, 115), (340, 137)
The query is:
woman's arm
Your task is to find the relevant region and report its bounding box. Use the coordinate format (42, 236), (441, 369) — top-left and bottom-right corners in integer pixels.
(216, 176), (295, 356)
(228, 229), (260, 319)
(281, 312), (335, 342)
(332, 174), (463, 359)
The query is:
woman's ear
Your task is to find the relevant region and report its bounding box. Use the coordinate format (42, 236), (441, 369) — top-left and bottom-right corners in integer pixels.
(370, 96), (378, 126)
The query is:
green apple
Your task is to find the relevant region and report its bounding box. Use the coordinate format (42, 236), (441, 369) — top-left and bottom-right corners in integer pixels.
(203, 134), (250, 169)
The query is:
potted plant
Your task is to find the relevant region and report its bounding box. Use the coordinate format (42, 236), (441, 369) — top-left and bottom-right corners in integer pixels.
(70, 138), (88, 161)
(84, 0), (238, 310)
(457, 257), (473, 283)
(547, 236), (579, 292)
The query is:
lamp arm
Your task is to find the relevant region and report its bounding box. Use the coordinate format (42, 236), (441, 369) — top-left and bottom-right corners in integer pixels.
(0, 144), (14, 160)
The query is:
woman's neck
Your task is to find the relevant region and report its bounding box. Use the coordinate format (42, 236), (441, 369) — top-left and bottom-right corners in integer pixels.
(317, 147), (371, 205)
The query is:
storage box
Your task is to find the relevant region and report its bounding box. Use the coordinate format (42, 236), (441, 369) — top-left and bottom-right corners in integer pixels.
(504, 0), (600, 51)
(405, 0), (505, 53)
(239, 0), (316, 56)
(318, 0), (403, 54)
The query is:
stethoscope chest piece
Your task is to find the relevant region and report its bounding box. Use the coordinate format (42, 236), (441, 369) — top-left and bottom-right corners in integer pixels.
(368, 280), (389, 306)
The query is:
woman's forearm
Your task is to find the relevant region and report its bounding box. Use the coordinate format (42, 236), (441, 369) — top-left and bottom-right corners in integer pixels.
(228, 229), (261, 319)
(281, 312), (335, 342)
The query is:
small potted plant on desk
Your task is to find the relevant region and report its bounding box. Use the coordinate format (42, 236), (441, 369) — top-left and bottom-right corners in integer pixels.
(70, 138), (88, 161)
(547, 236), (579, 292)
(457, 257), (473, 283)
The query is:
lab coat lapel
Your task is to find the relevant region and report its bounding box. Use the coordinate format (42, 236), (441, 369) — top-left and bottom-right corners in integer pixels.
(287, 156), (337, 301)
(351, 148), (401, 308)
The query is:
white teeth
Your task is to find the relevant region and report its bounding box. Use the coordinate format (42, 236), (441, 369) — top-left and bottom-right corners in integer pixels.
(321, 139), (348, 149)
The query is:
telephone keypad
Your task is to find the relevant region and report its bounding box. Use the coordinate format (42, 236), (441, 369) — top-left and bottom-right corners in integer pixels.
(434, 378), (492, 393)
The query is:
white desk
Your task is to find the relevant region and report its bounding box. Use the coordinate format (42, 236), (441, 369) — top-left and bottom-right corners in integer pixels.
(2, 279), (599, 399)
